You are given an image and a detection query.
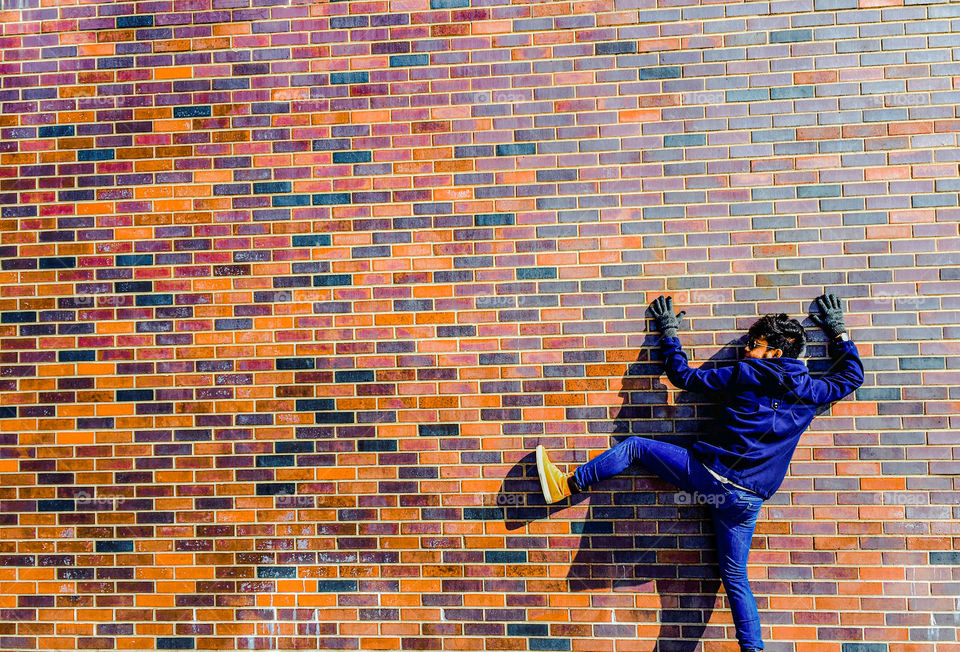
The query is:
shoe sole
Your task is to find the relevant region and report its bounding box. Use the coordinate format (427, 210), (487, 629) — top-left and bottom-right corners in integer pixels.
(535, 444), (552, 503)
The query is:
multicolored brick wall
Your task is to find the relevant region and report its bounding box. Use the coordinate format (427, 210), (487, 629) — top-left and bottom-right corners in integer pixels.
(1, 0), (959, 649)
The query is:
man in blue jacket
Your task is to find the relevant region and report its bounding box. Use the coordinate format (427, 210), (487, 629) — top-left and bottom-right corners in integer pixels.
(536, 293), (864, 651)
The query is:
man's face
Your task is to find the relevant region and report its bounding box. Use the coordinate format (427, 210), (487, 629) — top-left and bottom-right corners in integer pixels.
(744, 336), (782, 359)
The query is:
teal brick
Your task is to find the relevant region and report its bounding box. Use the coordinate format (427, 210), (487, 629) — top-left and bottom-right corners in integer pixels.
(430, 0), (468, 7)
(390, 54), (429, 67)
(638, 66), (681, 80)
(771, 86), (815, 99)
(912, 194), (958, 208)
(117, 14), (153, 28)
(293, 235), (331, 247)
(485, 550), (526, 563)
(475, 213), (515, 226)
(517, 267), (557, 280)
(38, 125), (74, 137)
(770, 29), (812, 43)
(273, 194), (310, 207)
(314, 275), (352, 286)
(316, 580), (358, 592)
(726, 89), (768, 102)
(496, 143), (535, 156)
(856, 387), (900, 401)
(253, 181), (291, 194)
(333, 150), (372, 164)
(752, 129), (795, 143)
(529, 639), (571, 652)
(173, 105), (211, 118)
(930, 552), (960, 565)
(664, 134), (706, 147)
(330, 71), (369, 84)
(312, 193), (352, 205)
(798, 184), (841, 198)
(900, 357), (944, 370)
(78, 149), (114, 161)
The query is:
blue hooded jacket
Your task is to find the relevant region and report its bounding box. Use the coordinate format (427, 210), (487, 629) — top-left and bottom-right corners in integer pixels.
(659, 336), (864, 500)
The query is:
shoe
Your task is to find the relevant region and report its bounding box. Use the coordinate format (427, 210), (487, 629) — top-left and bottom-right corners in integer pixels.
(536, 444), (573, 503)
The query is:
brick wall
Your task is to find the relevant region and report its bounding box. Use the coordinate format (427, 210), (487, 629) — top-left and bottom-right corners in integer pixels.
(1, 0), (959, 650)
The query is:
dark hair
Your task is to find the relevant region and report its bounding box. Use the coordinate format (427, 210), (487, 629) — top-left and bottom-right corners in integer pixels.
(748, 313), (807, 358)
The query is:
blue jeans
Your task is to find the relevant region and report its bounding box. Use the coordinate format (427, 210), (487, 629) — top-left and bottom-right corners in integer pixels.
(572, 436), (765, 651)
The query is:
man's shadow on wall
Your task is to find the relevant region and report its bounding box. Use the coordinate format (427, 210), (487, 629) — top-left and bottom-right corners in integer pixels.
(496, 335), (748, 652)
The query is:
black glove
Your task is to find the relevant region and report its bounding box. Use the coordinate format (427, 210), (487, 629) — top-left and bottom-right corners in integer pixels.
(649, 295), (685, 339)
(810, 293), (847, 339)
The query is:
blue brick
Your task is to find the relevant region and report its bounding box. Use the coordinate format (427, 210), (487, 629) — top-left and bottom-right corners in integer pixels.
(517, 267), (558, 280)
(59, 350), (96, 362)
(257, 566), (296, 578)
(116, 254), (153, 266)
(390, 54), (429, 67)
(38, 125), (74, 137)
(317, 580), (358, 592)
(595, 41), (637, 55)
(96, 540), (134, 553)
(495, 143), (536, 157)
(273, 194), (310, 207)
(930, 552), (960, 565)
(475, 213), (515, 226)
(751, 129), (795, 143)
(841, 645), (887, 652)
(529, 639), (571, 652)
(2, 311), (35, 323)
(638, 66), (681, 79)
(912, 194), (957, 208)
(173, 105), (211, 118)
(770, 29), (812, 43)
(485, 550), (526, 563)
(39, 256), (76, 269)
(664, 133), (706, 147)
(116, 390), (154, 402)
(330, 71), (369, 84)
(256, 483), (296, 496)
(38, 500), (74, 511)
(253, 181), (291, 194)
(135, 294), (172, 306)
(278, 358), (315, 370)
(771, 85), (815, 99)
(333, 150), (372, 164)
(312, 193), (352, 205)
(726, 89), (768, 102)
(798, 184), (841, 198)
(296, 400), (336, 413)
(335, 370), (375, 383)
(418, 424), (459, 437)
(293, 235), (331, 247)
(508, 624), (549, 637)
(313, 274), (351, 286)
(117, 14), (154, 28)
(78, 149), (114, 161)
(157, 638), (195, 650)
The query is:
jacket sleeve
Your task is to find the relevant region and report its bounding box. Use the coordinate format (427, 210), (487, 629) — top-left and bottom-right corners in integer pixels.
(803, 338), (864, 405)
(659, 336), (738, 393)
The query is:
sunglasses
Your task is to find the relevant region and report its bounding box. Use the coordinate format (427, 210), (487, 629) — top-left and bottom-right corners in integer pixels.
(746, 339), (778, 351)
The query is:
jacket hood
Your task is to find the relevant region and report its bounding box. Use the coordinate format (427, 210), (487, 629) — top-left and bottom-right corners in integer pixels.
(738, 357), (809, 392)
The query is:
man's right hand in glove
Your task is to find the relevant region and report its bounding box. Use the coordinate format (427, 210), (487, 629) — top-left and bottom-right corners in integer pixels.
(649, 295), (685, 339)
(810, 293), (848, 340)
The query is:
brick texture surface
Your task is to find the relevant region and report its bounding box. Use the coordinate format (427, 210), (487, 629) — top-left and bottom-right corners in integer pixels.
(1, 0), (959, 650)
